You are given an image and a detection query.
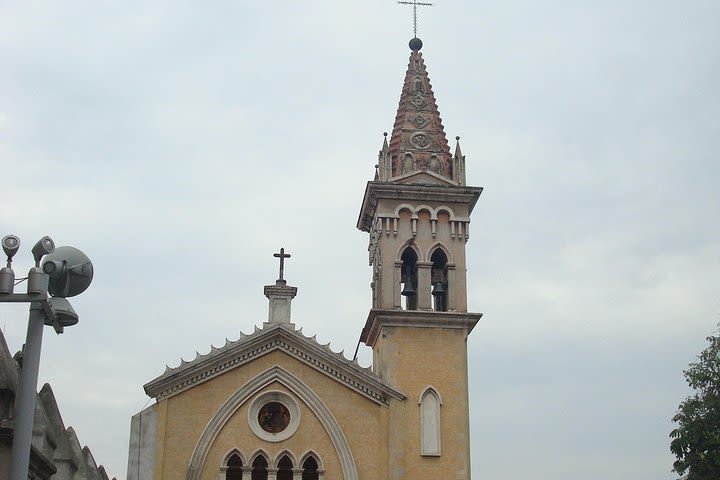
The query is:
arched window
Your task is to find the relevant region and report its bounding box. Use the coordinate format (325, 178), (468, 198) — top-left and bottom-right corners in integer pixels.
(225, 453), (243, 480)
(419, 387), (442, 456)
(302, 456), (319, 480)
(400, 247), (418, 310)
(252, 455), (268, 480)
(430, 249), (448, 311)
(277, 455), (293, 480)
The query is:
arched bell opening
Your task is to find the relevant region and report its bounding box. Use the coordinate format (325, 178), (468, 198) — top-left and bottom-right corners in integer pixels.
(430, 249), (448, 312)
(225, 453), (243, 480)
(400, 247), (418, 310)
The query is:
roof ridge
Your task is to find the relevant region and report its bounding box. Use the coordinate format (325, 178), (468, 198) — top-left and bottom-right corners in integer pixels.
(144, 323), (402, 403)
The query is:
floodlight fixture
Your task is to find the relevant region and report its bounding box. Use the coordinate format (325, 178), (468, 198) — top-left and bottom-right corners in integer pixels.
(31, 236), (55, 267)
(46, 297), (78, 327)
(41, 246), (93, 298)
(0, 235), (20, 294)
(2, 235), (94, 480)
(2, 235), (20, 264)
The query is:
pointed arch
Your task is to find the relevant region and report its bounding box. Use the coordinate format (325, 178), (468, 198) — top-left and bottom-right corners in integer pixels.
(249, 449), (270, 465)
(298, 451), (324, 470)
(251, 453), (269, 480)
(222, 448), (246, 467)
(222, 449), (244, 480)
(272, 449), (297, 468)
(276, 453), (294, 480)
(419, 387), (442, 456)
(426, 242), (453, 263)
(395, 242), (421, 262)
(186, 366), (357, 480)
(300, 451), (323, 480)
(418, 386), (444, 405)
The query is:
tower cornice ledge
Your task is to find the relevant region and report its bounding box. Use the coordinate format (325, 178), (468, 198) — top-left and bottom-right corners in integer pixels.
(360, 309), (482, 347)
(357, 181), (483, 232)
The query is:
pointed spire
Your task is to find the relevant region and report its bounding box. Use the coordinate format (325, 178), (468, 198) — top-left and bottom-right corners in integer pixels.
(453, 135), (467, 185)
(388, 40), (452, 181)
(377, 131), (391, 181)
(453, 135), (463, 159)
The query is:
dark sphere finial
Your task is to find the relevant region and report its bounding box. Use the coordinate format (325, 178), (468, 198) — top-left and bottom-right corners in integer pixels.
(383, 132), (388, 137)
(456, 136), (460, 141)
(409, 37), (423, 51)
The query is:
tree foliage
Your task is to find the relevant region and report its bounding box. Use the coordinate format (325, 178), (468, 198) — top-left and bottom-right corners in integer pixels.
(670, 323), (720, 479)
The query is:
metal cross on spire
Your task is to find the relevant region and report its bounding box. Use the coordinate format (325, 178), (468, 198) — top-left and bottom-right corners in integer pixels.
(397, 0), (434, 38)
(273, 247), (291, 281)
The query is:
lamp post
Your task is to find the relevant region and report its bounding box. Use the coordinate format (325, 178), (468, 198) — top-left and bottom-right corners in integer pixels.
(0, 234), (93, 480)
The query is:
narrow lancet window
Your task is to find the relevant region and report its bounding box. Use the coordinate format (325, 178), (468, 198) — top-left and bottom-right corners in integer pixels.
(252, 455), (268, 480)
(400, 247), (418, 310)
(302, 456), (319, 480)
(226, 453), (243, 480)
(430, 249), (448, 311)
(277, 455), (293, 480)
(420, 388), (442, 456)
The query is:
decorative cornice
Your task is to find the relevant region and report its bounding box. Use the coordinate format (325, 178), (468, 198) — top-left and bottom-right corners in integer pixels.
(357, 181), (483, 232)
(144, 323), (404, 404)
(359, 309), (482, 347)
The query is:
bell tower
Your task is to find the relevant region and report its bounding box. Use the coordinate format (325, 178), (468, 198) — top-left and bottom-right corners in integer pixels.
(357, 38), (483, 480)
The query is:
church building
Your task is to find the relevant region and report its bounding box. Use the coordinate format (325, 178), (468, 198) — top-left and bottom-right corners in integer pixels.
(127, 37), (484, 480)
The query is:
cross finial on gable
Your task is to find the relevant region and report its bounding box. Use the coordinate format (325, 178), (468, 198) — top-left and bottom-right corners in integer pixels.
(273, 247), (291, 281)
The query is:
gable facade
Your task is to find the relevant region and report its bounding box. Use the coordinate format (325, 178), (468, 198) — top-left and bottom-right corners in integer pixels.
(129, 37), (483, 480)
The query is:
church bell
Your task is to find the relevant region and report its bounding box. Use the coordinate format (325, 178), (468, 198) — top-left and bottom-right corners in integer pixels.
(432, 282), (446, 296)
(401, 281), (416, 296)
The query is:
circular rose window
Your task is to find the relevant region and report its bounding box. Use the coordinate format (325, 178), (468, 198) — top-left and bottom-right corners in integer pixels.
(248, 391), (301, 442)
(258, 401), (290, 433)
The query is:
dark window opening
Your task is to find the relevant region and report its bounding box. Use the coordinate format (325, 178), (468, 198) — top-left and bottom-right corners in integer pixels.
(401, 247), (418, 310)
(302, 456), (319, 480)
(431, 249), (448, 312)
(277, 455), (293, 480)
(252, 455), (268, 480)
(226, 453), (243, 480)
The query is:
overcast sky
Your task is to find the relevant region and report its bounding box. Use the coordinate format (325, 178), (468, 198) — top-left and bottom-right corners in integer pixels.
(1, 1), (719, 478)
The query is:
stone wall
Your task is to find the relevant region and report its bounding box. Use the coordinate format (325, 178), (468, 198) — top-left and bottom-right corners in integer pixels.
(0, 330), (116, 480)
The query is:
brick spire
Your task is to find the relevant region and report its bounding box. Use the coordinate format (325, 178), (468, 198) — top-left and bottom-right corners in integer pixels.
(387, 40), (453, 181)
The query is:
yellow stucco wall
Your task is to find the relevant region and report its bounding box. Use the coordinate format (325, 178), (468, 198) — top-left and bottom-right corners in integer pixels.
(377, 325), (471, 480)
(151, 350), (388, 480)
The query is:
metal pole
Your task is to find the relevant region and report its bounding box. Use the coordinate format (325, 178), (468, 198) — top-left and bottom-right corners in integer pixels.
(9, 302), (46, 480)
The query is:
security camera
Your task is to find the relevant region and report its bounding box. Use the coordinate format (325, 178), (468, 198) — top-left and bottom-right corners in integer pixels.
(2, 235), (20, 261)
(31, 236), (55, 266)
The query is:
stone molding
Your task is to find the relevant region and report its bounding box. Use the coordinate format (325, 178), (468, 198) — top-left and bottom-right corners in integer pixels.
(186, 366), (357, 480)
(357, 181), (483, 232)
(360, 309), (482, 347)
(144, 323), (404, 404)
(247, 391), (301, 442)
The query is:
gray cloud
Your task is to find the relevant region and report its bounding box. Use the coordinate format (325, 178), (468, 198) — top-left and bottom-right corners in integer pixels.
(1, 1), (718, 478)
